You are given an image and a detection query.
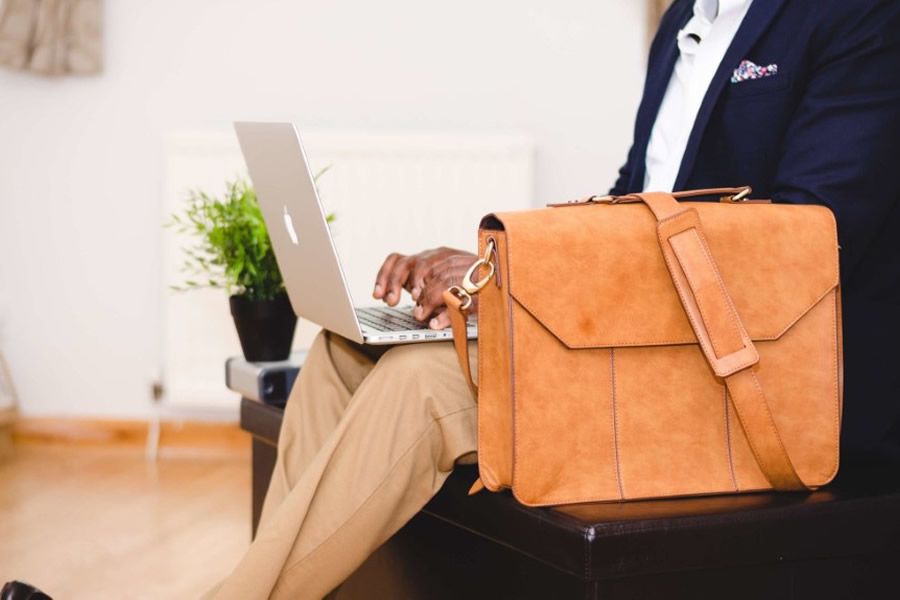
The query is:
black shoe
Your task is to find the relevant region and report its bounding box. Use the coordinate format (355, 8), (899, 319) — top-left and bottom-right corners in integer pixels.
(0, 581), (51, 600)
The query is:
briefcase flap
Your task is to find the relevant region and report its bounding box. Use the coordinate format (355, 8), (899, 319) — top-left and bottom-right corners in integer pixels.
(485, 201), (839, 349)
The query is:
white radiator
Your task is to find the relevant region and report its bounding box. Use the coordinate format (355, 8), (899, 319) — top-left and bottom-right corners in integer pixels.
(161, 131), (534, 409)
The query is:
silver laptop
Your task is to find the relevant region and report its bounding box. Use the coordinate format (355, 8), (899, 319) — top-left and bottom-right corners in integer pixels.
(234, 121), (477, 345)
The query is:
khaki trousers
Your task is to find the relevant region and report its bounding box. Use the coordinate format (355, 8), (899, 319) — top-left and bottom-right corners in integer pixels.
(212, 331), (478, 600)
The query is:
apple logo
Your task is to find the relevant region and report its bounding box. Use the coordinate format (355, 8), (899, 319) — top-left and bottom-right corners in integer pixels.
(283, 206), (299, 245)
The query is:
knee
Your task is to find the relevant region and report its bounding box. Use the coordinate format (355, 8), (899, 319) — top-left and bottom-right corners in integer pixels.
(286, 330), (346, 399)
(378, 342), (445, 377)
(290, 331), (330, 382)
(363, 342), (474, 422)
(306, 329), (331, 359)
(379, 341), (460, 384)
(372, 343), (450, 400)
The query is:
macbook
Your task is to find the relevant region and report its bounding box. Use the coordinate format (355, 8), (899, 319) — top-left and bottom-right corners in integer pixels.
(234, 121), (477, 345)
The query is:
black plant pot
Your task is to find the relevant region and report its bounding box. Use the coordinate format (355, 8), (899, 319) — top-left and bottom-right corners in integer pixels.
(229, 292), (297, 362)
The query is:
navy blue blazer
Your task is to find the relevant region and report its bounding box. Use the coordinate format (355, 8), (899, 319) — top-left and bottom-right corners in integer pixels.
(612, 0), (900, 467)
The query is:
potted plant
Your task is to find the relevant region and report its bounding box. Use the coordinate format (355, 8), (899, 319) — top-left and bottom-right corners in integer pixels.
(168, 178), (326, 361)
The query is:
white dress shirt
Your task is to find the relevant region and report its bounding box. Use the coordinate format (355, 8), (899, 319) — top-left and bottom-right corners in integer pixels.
(643, 0), (754, 192)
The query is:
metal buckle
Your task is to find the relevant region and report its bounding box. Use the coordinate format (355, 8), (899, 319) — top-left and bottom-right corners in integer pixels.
(461, 239), (496, 294)
(447, 285), (473, 311)
(721, 186), (752, 203)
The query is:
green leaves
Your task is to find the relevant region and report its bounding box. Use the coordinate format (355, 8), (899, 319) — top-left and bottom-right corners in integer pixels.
(166, 178), (286, 301)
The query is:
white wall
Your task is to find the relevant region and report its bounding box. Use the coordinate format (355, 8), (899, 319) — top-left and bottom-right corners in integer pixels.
(0, 0), (648, 418)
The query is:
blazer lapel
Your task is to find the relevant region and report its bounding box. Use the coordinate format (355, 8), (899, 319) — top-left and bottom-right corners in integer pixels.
(672, 0), (788, 191)
(629, 2), (693, 191)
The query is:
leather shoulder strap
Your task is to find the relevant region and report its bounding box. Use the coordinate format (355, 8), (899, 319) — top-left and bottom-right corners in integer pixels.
(445, 290), (486, 495)
(444, 289), (478, 398)
(636, 191), (809, 491)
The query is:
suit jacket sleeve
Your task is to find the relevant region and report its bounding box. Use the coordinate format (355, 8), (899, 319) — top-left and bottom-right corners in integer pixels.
(770, 1), (900, 280)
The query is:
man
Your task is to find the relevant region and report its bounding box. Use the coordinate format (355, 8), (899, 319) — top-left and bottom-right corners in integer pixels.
(214, 1), (900, 598)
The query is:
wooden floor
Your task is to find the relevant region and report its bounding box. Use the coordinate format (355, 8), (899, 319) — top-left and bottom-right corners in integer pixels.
(0, 443), (252, 599)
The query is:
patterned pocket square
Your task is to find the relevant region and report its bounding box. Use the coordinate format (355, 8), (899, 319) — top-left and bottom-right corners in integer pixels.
(731, 59), (778, 83)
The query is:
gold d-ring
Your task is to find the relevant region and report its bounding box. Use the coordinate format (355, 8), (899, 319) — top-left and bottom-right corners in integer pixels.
(462, 240), (496, 294)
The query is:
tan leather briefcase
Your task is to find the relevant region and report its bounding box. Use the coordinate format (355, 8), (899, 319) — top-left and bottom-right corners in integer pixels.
(444, 187), (842, 506)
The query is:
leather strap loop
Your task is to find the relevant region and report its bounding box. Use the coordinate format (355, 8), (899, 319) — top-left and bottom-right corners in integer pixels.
(658, 208), (759, 376)
(635, 191), (809, 491)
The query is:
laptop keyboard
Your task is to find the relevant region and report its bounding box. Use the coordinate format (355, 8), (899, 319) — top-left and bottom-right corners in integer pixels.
(356, 306), (427, 332)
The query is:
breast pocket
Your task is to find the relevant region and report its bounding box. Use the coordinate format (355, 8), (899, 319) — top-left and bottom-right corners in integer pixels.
(727, 73), (792, 99)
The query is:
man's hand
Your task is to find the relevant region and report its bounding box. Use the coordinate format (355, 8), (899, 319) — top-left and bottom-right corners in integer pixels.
(373, 247), (477, 330)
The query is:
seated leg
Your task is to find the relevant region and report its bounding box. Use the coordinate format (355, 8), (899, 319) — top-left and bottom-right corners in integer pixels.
(262, 331), (380, 522)
(216, 338), (478, 600)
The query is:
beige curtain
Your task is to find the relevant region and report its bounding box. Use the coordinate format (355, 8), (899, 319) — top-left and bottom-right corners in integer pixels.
(0, 0), (102, 76)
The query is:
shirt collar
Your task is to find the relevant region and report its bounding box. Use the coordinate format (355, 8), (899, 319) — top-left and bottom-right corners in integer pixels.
(680, 0), (716, 55)
(696, 0), (751, 22)
(694, 0), (719, 23)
